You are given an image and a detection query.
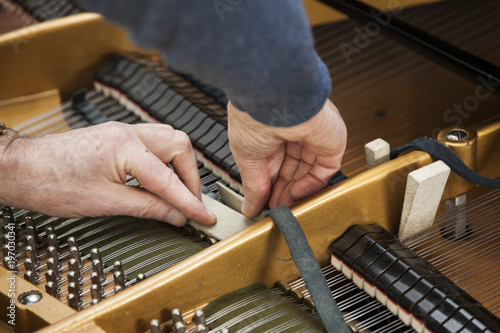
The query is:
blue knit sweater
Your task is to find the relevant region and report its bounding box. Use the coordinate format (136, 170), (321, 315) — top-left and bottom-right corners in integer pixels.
(77, 0), (331, 127)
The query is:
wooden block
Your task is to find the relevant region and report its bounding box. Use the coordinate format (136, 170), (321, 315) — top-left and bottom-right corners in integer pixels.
(398, 160), (450, 239)
(188, 194), (256, 240)
(365, 138), (390, 169)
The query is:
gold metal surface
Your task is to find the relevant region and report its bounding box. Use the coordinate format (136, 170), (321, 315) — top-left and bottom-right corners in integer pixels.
(0, 13), (154, 103)
(439, 127), (478, 199)
(473, 116), (500, 179)
(438, 116), (500, 199)
(0, 89), (61, 127)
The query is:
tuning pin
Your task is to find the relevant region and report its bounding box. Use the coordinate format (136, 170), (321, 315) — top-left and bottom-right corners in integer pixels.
(68, 282), (82, 303)
(24, 270), (37, 285)
(2, 233), (9, 245)
(24, 258), (37, 277)
(90, 248), (103, 263)
(47, 234), (59, 253)
(2, 206), (13, 215)
(206, 237), (218, 245)
(3, 256), (16, 271)
(25, 220), (37, 241)
(67, 271), (82, 293)
(193, 310), (206, 326)
(45, 225), (55, 237)
(114, 285), (124, 294)
(46, 258), (60, 279)
(26, 231), (38, 249)
(68, 258), (81, 281)
(3, 214), (16, 243)
(173, 321), (186, 333)
(69, 246), (83, 267)
(45, 281), (59, 300)
(45, 270), (60, 291)
(114, 260), (126, 282)
(2, 244), (8, 257)
(25, 245), (38, 267)
(92, 259), (105, 282)
(24, 215), (37, 239)
(90, 272), (100, 286)
(25, 235), (38, 255)
(47, 246), (60, 268)
(93, 276), (104, 293)
(67, 293), (81, 311)
(135, 273), (146, 283)
(113, 271), (126, 289)
(195, 324), (208, 333)
(171, 308), (183, 323)
(182, 224), (196, 236)
(67, 236), (78, 250)
(171, 308), (185, 333)
(90, 284), (103, 304)
(113, 260), (123, 273)
(150, 319), (163, 333)
(194, 230), (207, 242)
(3, 212), (14, 225)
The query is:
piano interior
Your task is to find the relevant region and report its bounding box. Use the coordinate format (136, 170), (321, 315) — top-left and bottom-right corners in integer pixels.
(0, 0), (499, 332)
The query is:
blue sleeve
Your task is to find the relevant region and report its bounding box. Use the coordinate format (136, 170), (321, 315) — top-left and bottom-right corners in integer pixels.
(77, 0), (331, 127)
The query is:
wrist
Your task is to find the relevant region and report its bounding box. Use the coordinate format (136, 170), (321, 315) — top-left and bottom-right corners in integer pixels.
(0, 128), (20, 157)
(0, 128), (21, 204)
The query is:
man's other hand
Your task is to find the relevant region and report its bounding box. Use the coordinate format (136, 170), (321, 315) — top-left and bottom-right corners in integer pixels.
(228, 99), (347, 218)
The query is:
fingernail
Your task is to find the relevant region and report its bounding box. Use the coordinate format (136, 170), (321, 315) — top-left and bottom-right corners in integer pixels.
(242, 199), (252, 217)
(166, 209), (187, 227)
(205, 207), (217, 224)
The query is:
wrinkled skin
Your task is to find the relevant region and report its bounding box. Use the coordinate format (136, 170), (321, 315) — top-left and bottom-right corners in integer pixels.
(0, 122), (216, 227)
(228, 99), (347, 218)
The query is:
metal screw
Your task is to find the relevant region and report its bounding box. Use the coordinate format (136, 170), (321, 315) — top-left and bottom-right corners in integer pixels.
(18, 291), (42, 305)
(447, 129), (468, 141)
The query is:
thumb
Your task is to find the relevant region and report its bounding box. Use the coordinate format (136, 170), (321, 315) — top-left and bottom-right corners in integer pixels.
(238, 158), (271, 218)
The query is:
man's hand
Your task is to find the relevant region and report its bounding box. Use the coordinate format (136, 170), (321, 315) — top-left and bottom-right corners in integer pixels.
(228, 99), (347, 218)
(0, 122), (216, 226)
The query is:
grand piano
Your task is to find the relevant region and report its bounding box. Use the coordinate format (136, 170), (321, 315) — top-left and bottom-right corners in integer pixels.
(0, 1), (499, 332)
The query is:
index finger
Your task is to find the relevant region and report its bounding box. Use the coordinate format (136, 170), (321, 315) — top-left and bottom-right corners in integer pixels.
(125, 149), (216, 225)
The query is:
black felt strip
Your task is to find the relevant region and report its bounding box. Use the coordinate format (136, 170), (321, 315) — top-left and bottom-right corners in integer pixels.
(265, 205), (351, 333)
(328, 170), (348, 186)
(390, 137), (500, 189)
(72, 90), (109, 125)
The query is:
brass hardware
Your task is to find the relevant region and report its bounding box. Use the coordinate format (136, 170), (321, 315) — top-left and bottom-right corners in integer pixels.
(438, 127), (478, 198)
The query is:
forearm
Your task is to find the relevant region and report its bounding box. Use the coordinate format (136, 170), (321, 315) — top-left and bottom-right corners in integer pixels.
(0, 128), (23, 208)
(76, 0), (331, 127)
